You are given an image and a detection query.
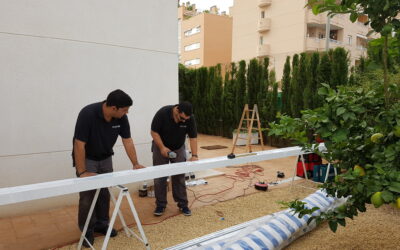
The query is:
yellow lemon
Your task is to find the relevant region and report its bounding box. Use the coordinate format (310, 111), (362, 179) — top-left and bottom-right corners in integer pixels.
(354, 165), (365, 176)
(371, 192), (384, 208)
(371, 133), (384, 143)
(397, 198), (400, 209)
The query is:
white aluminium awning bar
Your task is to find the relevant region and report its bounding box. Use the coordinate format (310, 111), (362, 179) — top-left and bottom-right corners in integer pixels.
(0, 145), (325, 206)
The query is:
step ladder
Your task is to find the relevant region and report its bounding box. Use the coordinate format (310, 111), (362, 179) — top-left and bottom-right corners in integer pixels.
(78, 185), (150, 250)
(231, 104), (264, 154)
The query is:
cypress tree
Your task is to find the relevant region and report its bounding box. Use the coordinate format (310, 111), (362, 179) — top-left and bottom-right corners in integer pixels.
(303, 55), (313, 110)
(298, 53), (308, 109)
(331, 47), (349, 89)
(316, 53), (331, 107)
(258, 57), (270, 129)
(309, 52), (320, 109)
(281, 56), (291, 116)
(290, 54), (301, 117)
(193, 67), (208, 133)
(206, 66), (216, 135)
(178, 64), (196, 103)
(209, 64), (223, 135)
(246, 59), (259, 108)
(222, 65), (236, 138)
(270, 71), (278, 123)
(357, 57), (366, 73)
(235, 60), (247, 122)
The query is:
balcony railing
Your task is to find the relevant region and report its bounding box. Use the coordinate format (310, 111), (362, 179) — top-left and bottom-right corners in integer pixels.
(306, 37), (345, 51)
(258, 18), (271, 32)
(307, 9), (324, 24)
(258, 44), (270, 57)
(258, 0), (272, 7)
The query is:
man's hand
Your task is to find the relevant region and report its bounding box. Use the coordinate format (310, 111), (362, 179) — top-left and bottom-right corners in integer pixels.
(161, 147), (171, 158)
(79, 172), (98, 178)
(189, 156), (199, 162)
(133, 164), (145, 169)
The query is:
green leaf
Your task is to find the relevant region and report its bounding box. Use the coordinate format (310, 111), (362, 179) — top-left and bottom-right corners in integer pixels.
(329, 220), (338, 232)
(312, 5), (320, 15)
(342, 112), (354, 121)
(383, 0), (390, 11)
(336, 107), (346, 116)
(388, 182), (400, 193)
(318, 86), (329, 96)
(337, 218), (346, 227)
(307, 216), (315, 225)
(332, 129), (348, 142)
(381, 25), (393, 36)
(350, 12), (358, 22)
(381, 191), (394, 202)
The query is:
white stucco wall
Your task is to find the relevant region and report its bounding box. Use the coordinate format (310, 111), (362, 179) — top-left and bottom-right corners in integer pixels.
(0, 0), (178, 216)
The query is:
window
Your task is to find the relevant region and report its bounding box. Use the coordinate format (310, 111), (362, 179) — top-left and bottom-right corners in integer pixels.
(261, 11), (265, 18)
(184, 43), (200, 51)
(259, 36), (264, 45)
(184, 26), (201, 37)
(184, 58), (200, 66)
(348, 35), (352, 45)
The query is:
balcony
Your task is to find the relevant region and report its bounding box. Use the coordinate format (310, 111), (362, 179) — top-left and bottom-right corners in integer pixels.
(307, 10), (344, 29)
(258, 0), (272, 7)
(258, 18), (271, 32)
(305, 37), (344, 51)
(258, 44), (270, 57)
(307, 9), (324, 24)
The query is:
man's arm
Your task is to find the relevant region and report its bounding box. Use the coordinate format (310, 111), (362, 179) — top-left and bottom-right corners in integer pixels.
(151, 130), (170, 158)
(74, 139), (97, 177)
(188, 137), (198, 161)
(122, 138), (145, 169)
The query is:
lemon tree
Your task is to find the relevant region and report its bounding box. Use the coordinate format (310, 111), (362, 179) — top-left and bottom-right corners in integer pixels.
(269, 0), (400, 233)
(269, 80), (400, 232)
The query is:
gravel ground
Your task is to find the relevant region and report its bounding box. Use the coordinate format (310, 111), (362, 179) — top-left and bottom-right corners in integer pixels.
(59, 182), (400, 250)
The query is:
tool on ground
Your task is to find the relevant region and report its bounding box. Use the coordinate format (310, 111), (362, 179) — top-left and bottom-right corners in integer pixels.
(255, 181), (268, 191)
(139, 182), (148, 197)
(277, 171), (285, 178)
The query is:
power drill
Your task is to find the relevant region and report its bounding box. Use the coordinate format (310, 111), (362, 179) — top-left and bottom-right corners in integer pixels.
(168, 151), (177, 159)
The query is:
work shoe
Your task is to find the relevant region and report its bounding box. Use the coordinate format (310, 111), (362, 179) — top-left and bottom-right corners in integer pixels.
(82, 231), (94, 248)
(180, 207), (192, 216)
(94, 227), (118, 237)
(153, 206), (165, 216)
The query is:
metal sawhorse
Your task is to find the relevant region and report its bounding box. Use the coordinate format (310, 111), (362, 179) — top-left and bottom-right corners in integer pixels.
(77, 185), (150, 250)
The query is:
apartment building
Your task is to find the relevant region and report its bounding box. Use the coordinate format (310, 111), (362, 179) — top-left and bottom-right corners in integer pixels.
(178, 4), (232, 68)
(231, 0), (373, 79)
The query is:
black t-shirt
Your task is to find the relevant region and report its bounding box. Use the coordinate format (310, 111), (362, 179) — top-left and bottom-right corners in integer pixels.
(151, 105), (197, 150)
(72, 101), (131, 164)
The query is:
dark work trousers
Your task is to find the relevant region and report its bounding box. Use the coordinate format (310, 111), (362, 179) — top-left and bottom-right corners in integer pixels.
(77, 157), (113, 233)
(152, 142), (188, 209)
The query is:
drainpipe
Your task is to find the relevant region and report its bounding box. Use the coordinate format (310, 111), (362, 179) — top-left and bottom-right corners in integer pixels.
(325, 15), (330, 51)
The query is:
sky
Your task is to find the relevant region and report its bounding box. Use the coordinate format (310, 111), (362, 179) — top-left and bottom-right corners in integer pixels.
(181, 0), (234, 13)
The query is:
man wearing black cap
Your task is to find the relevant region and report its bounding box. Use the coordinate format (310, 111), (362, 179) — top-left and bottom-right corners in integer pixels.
(150, 101), (198, 216)
(72, 89), (144, 247)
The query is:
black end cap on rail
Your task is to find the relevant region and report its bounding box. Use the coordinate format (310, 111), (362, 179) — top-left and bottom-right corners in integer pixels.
(227, 153), (236, 159)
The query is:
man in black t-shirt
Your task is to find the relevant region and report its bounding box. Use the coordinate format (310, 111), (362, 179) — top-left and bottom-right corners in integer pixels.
(73, 89), (144, 247)
(151, 101), (198, 216)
